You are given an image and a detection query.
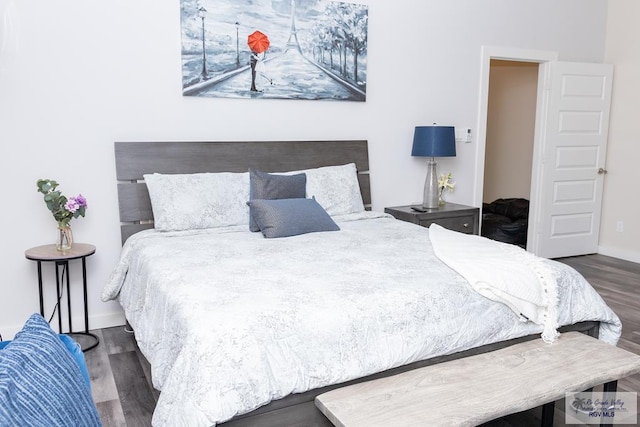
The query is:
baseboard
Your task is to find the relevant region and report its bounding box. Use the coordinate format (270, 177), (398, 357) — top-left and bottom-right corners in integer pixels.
(598, 245), (640, 264)
(44, 312), (127, 334)
(0, 311), (126, 341)
(89, 311), (127, 331)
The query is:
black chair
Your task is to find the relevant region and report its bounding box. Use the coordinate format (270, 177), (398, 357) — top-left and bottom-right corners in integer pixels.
(481, 198), (529, 248)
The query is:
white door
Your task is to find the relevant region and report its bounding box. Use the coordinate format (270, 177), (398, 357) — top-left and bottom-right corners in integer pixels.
(531, 61), (613, 259)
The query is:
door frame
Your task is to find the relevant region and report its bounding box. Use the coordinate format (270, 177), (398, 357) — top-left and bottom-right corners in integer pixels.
(474, 46), (558, 254)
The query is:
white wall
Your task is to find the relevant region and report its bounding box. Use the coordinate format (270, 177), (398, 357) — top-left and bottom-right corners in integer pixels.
(599, 0), (640, 263)
(0, 0), (609, 338)
(483, 60), (538, 204)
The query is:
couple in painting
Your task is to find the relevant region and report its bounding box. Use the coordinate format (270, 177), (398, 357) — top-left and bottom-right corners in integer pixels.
(248, 30), (273, 92)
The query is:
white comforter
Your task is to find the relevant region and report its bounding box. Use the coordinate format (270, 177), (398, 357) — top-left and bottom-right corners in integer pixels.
(102, 212), (621, 427)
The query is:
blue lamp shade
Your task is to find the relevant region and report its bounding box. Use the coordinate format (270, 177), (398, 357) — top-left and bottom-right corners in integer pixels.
(411, 126), (456, 158)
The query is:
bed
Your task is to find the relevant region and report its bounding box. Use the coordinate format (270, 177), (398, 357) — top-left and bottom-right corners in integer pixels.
(103, 140), (622, 427)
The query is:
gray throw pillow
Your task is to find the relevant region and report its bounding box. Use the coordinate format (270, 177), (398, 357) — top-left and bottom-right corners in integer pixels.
(248, 169), (307, 232)
(247, 198), (340, 238)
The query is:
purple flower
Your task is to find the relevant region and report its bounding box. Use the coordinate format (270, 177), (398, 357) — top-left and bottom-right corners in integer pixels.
(65, 194), (87, 213)
(65, 199), (80, 213)
(75, 194), (88, 208)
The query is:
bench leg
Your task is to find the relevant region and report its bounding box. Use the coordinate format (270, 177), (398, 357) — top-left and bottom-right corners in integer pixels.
(541, 401), (555, 427)
(603, 380), (617, 394)
(600, 380), (617, 427)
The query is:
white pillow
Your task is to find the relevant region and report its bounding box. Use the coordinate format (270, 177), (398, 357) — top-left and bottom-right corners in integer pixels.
(143, 172), (250, 231)
(283, 163), (365, 216)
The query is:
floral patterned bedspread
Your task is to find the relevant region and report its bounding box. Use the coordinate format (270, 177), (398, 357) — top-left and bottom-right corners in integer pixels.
(102, 212), (621, 427)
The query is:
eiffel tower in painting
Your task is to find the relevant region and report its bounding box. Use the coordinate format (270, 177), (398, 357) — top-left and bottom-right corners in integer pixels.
(285, 0), (302, 53)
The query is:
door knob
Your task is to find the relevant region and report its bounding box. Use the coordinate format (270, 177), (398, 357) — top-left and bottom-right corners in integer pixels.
(597, 168), (608, 175)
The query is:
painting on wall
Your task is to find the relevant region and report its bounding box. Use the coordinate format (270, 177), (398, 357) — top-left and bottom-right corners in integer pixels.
(180, 0), (368, 101)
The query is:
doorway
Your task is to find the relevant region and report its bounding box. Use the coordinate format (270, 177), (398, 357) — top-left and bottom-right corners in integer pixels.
(474, 46), (558, 254)
(481, 60), (539, 248)
(475, 47), (613, 258)
(483, 60), (538, 203)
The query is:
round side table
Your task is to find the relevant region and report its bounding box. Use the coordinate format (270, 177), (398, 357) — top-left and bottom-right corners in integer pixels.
(24, 243), (99, 352)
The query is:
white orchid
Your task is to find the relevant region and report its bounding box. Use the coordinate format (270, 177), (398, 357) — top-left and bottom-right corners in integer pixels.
(438, 172), (455, 193)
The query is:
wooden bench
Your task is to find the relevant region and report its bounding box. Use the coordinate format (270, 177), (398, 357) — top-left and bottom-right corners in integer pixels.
(315, 332), (640, 427)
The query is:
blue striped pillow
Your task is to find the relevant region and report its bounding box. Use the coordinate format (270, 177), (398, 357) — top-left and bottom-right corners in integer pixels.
(0, 313), (101, 426)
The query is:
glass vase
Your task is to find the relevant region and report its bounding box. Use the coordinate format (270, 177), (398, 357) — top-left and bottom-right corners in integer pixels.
(438, 188), (445, 206)
(56, 224), (73, 251)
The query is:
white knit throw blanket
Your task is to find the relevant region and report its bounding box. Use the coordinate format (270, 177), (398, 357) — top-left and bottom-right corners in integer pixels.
(429, 224), (560, 343)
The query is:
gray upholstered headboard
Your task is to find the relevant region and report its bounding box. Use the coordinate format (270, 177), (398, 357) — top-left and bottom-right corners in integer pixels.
(115, 140), (371, 244)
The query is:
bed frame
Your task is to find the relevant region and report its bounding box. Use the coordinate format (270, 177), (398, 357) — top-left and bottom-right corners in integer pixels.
(114, 140), (600, 427)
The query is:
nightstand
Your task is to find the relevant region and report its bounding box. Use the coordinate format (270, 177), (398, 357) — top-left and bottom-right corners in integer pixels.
(24, 243), (99, 351)
(385, 202), (480, 235)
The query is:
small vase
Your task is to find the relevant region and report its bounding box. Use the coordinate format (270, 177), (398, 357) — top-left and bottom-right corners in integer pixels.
(56, 224), (73, 251)
(438, 188), (445, 206)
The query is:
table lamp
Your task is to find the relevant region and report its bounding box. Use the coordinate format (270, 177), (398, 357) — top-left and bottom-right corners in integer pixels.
(411, 125), (456, 209)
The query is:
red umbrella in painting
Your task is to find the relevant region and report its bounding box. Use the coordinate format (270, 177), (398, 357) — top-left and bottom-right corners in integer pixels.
(248, 30), (270, 53)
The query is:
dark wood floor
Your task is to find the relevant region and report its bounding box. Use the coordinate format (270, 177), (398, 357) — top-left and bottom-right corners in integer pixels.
(84, 254), (640, 427)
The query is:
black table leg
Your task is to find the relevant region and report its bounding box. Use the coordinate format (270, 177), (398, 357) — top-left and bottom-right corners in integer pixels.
(541, 401), (555, 427)
(55, 257), (99, 351)
(71, 255), (99, 352)
(82, 256), (89, 333)
(65, 260), (72, 333)
(36, 261), (44, 317)
(54, 262), (62, 333)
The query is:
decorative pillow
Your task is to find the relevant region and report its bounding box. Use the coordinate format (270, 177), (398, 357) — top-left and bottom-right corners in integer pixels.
(144, 172), (250, 231)
(283, 163), (365, 216)
(0, 335), (87, 387)
(0, 313), (101, 427)
(247, 198), (340, 238)
(248, 168), (307, 232)
(59, 334), (91, 386)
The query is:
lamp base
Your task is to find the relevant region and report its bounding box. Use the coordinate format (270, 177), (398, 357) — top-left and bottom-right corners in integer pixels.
(422, 158), (439, 209)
